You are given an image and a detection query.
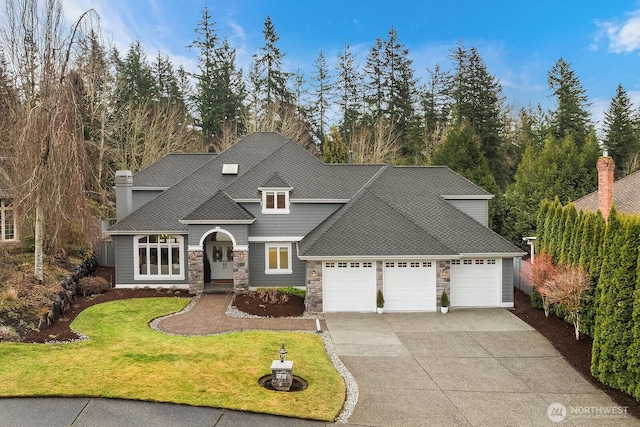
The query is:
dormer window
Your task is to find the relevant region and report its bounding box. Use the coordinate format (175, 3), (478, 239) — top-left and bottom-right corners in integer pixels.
(261, 189), (290, 214)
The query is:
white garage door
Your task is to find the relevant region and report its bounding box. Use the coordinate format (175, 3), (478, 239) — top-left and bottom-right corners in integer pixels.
(450, 258), (501, 307)
(384, 261), (436, 311)
(323, 261), (376, 312)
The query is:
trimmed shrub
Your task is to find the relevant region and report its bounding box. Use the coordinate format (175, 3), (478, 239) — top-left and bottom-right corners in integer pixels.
(77, 277), (111, 296)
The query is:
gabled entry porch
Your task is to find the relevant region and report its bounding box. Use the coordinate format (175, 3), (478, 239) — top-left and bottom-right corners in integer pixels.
(187, 227), (249, 295)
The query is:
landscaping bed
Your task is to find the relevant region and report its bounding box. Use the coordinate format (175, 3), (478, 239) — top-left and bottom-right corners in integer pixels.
(511, 287), (639, 419)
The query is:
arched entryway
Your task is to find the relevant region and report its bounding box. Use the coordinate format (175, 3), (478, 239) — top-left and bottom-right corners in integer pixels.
(202, 230), (234, 293)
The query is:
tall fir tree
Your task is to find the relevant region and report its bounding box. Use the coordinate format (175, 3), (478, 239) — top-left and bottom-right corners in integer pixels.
(449, 42), (506, 186)
(335, 42), (363, 139)
(189, 7), (245, 146)
(547, 57), (591, 148)
(251, 16), (293, 108)
(603, 84), (640, 177)
(309, 50), (332, 142)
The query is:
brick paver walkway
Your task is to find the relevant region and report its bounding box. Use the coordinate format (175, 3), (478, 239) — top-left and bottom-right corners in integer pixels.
(156, 294), (326, 335)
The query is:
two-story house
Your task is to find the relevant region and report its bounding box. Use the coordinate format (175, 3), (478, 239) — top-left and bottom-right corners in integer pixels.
(110, 132), (523, 313)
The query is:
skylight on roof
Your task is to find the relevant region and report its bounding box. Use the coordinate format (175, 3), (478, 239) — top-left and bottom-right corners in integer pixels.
(222, 164), (238, 175)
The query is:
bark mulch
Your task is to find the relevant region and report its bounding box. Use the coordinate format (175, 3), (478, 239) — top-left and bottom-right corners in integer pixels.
(510, 287), (639, 419)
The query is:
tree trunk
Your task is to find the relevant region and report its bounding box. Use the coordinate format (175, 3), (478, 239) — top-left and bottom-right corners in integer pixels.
(34, 194), (44, 282)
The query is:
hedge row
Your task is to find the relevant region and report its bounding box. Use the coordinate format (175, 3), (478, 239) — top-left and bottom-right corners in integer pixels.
(536, 199), (640, 401)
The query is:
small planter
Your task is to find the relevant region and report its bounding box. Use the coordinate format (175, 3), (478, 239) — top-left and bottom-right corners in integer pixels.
(376, 290), (385, 315)
(440, 291), (449, 314)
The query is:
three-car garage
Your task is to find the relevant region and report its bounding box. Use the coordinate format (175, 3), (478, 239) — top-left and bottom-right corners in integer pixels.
(322, 258), (504, 312)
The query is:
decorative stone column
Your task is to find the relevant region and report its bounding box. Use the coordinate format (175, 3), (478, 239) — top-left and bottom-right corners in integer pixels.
(436, 260), (451, 308)
(305, 261), (322, 313)
(376, 261), (383, 292)
(233, 250), (249, 293)
(188, 249), (204, 294)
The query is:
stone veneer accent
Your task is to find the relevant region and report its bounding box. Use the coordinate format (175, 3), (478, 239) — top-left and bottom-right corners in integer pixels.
(305, 260), (323, 313)
(188, 249), (204, 294)
(376, 261), (383, 292)
(436, 260), (451, 308)
(232, 250), (249, 293)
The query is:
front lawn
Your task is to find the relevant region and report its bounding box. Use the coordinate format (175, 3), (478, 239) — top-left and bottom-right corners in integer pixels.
(0, 298), (345, 421)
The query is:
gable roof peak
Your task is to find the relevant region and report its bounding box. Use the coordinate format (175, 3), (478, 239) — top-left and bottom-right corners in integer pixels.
(260, 172), (292, 189)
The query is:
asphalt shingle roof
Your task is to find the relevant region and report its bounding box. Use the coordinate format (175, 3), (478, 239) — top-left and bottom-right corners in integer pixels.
(133, 153), (217, 188)
(298, 166), (521, 257)
(111, 132), (523, 257)
(573, 170), (640, 215)
(183, 191), (255, 222)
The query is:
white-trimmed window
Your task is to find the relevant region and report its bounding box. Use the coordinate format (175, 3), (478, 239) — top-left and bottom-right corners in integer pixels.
(134, 234), (184, 279)
(0, 199), (15, 241)
(265, 242), (292, 274)
(261, 190), (290, 214)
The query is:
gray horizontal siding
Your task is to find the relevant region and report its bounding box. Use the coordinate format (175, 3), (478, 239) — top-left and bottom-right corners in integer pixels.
(188, 224), (249, 246)
(242, 202), (342, 237)
(114, 234), (189, 286)
(132, 190), (163, 212)
(502, 257), (514, 303)
(446, 199), (488, 227)
(248, 242), (306, 288)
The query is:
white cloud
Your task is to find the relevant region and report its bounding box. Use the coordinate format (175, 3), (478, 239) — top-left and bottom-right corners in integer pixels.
(596, 9), (640, 53)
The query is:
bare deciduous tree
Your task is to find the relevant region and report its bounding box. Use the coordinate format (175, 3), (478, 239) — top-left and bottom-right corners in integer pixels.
(350, 116), (399, 163)
(245, 102), (317, 154)
(545, 265), (590, 340)
(520, 252), (558, 317)
(1, 0), (98, 281)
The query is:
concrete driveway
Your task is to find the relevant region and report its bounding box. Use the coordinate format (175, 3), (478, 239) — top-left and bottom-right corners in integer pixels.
(324, 308), (640, 427)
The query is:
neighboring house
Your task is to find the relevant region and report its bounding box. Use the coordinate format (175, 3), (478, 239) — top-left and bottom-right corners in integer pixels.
(0, 162), (16, 244)
(573, 155), (640, 219)
(110, 132), (523, 313)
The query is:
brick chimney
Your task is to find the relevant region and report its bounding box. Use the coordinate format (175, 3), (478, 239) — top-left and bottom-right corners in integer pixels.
(596, 153), (615, 221)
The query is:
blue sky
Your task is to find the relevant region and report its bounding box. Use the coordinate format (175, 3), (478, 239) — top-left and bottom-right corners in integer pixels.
(62, 0), (640, 128)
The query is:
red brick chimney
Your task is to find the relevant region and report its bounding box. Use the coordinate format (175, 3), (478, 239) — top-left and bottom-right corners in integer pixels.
(596, 153), (615, 221)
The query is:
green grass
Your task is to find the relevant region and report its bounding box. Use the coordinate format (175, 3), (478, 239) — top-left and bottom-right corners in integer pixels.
(0, 298), (345, 421)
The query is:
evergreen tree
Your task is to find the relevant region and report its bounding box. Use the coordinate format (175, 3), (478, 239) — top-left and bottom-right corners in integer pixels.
(547, 57), (591, 148)
(628, 243), (640, 399)
(309, 50), (332, 141)
(252, 16), (293, 107)
(335, 42), (363, 138)
(449, 42), (506, 186)
(431, 121), (500, 196)
(322, 126), (349, 163)
(609, 217), (640, 390)
(363, 37), (384, 122)
(603, 84), (640, 177)
(152, 53), (185, 109)
(381, 27), (421, 160)
(568, 210), (584, 266)
(559, 203), (577, 265)
(114, 41), (156, 108)
(591, 208), (623, 382)
(189, 7), (245, 145)
(421, 64), (451, 135)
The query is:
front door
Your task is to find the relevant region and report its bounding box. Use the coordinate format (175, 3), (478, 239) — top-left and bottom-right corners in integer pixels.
(205, 237), (234, 281)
